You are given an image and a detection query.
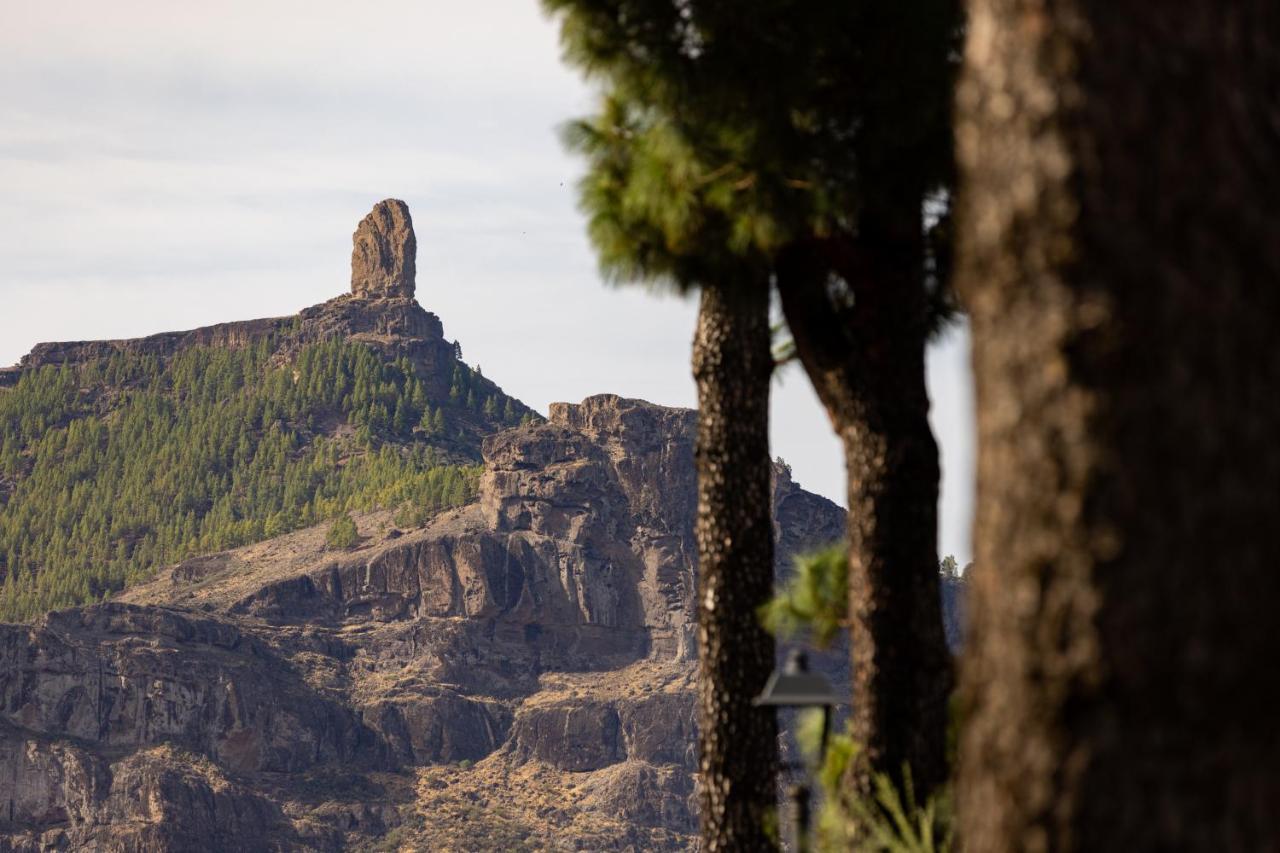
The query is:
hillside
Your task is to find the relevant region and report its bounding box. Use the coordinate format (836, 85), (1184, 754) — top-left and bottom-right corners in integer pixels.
(0, 199), (957, 850)
(0, 393), (848, 851)
(0, 200), (536, 620)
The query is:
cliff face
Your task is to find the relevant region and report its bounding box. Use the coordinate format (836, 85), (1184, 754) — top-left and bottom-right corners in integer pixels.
(0, 393), (847, 851)
(10, 289), (455, 404)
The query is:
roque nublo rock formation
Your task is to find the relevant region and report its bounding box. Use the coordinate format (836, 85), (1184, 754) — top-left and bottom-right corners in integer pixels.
(351, 198), (417, 299)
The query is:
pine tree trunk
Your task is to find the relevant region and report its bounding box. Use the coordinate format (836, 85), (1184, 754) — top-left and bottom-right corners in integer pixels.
(692, 275), (779, 851)
(778, 213), (954, 802)
(956, 0), (1280, 848)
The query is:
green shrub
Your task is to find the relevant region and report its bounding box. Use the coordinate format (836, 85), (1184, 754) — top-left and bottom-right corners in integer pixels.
(760, 544), (848, 647)
(393, 501), (430, 529)
(762, 547), (967, 649)
(806, 725), (953, 853)
(325, 513), (359, 550)
(843, 770), (952, 853)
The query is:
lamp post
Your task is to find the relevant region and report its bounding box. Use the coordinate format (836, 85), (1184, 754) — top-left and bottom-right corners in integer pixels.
(755, 649), (840, 852)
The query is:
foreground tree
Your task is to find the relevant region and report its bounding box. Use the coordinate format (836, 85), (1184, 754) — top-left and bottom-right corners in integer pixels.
(955, 0), (1280, 847)
(692, 273), (779, 848)
(545, 0), (960, 810)
(546, 88), (782, 852)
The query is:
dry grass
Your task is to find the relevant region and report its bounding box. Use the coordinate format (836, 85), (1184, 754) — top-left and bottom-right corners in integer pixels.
(118, 506), (471, 614)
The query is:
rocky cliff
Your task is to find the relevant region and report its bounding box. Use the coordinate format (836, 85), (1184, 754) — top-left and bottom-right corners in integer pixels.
(0, 393), (847, 851)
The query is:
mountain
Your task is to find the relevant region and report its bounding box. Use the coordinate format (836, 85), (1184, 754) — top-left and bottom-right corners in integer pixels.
(0, 391), (846, 851)
(0, 200), (536, 621)
(0, 199), (950, 850)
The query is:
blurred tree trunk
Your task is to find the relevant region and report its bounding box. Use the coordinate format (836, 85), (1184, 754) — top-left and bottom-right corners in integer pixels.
(778, 195), (954, 802)
(692, 274), (780, 850)
(955, 0), (1280, 848)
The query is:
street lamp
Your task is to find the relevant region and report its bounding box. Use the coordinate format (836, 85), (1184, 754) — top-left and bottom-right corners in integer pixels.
(755, 649), (841, 852)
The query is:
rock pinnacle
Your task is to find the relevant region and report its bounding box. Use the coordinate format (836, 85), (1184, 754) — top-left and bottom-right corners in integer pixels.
(351, 199), (416, 299)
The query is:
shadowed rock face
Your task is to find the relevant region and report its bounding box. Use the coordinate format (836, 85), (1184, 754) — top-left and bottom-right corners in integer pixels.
(351, 199), (416, 299)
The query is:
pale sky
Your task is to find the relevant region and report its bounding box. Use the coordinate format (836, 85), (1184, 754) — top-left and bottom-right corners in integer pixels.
(0, 0), (973, 563)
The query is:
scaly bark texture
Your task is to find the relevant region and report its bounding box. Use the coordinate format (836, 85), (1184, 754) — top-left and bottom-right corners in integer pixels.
(956, 0), (1280, 849)
(778, 206), (954, 802)
(692, 276), (779, 851)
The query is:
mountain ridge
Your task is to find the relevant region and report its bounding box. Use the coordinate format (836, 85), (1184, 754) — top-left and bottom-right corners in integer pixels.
(0, 201), (537, 620)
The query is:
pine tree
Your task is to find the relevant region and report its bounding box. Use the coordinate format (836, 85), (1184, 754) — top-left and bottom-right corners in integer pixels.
(545, 0), (959, 810)
(545, 8), (784, 844)
(325, 512), (359, 550)
(955, 0), (1280, 847)
(393, 398), (409, 434)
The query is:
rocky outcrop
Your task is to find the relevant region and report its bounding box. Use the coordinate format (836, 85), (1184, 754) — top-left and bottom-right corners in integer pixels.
(578, 762), (697, 832)
(13, 296), (460, 404)
(0, 742), (305, 852)
(483, 396), (703, 660)
(350, 198), (416, 299)
(219, 396), (714, 667)
(508, 702), (624, 772)
(367, 691), (510, 765)
(506, 691), (696, 773)
(0, 605), (390, 776)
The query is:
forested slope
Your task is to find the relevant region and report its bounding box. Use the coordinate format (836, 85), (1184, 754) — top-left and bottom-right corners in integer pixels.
(0, 331), (534, 621)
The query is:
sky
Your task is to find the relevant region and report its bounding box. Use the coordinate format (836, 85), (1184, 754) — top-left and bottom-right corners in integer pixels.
(0, 0), (974, 563)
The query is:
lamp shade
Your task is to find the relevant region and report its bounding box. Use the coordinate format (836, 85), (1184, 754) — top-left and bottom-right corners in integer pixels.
(754, 650), (840, 708)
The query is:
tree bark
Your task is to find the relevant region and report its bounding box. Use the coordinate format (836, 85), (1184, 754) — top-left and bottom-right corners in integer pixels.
(693, 274), (780, 851)
(777, 206), (954, 803)
(955, 0), (1280, 848)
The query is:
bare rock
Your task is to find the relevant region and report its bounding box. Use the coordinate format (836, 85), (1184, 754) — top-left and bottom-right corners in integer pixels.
(0, 735), (106, 828)
(579, 762), (696, 832)
(0, 604), (392, 776)
(367, 692), (509, 764)
(618, 692), (697, 766)
(350, 199), (416, 299)
(507, 701), (623, 771)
